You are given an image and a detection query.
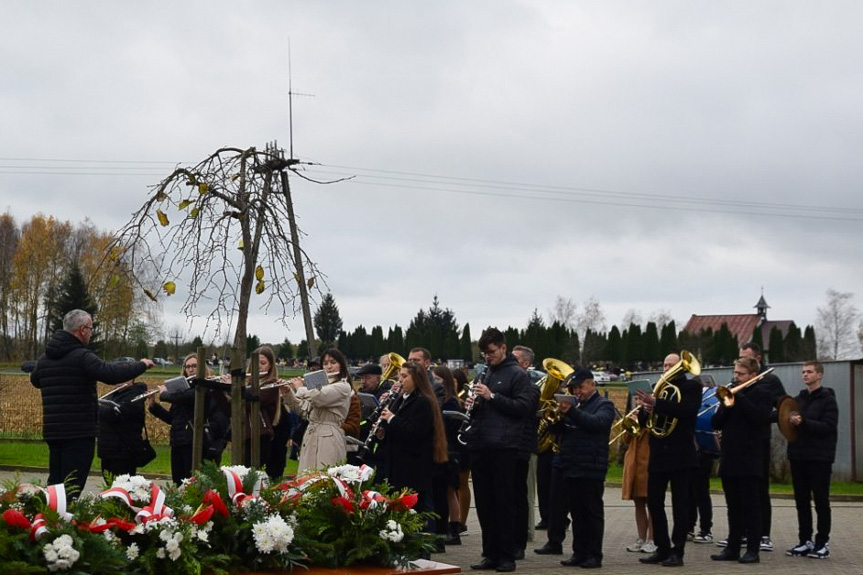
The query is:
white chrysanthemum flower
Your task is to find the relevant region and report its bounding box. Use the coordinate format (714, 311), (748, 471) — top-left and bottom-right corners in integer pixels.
(252, 515), (294, 554)
(44, 549), (59, 563)
(126, 543), (140, 560)
(103, 530), (116, 543)
(378, 520), (404, 543)
(43, 535), (80, 571)
(156, 548), (166, 559)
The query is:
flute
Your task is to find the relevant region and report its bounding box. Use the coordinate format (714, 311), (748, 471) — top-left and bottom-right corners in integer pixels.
(131, 373), (262, 402)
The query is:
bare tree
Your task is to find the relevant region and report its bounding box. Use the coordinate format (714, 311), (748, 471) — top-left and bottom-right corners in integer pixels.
(548, 295), (577, 329)
(648, 309), (675, 330)
(576, 296), (607, 344)
(816, 288), (860, 360)
(621, 308), (643, 329)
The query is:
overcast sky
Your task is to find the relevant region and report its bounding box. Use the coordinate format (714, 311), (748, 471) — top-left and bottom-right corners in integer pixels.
(2, 1), (862, 347)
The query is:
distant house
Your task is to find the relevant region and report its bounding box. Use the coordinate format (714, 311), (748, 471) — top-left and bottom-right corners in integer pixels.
(683, 294), (794, 363)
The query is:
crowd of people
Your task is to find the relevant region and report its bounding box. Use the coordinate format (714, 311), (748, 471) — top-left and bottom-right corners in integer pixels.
(30, 311), (840, 571)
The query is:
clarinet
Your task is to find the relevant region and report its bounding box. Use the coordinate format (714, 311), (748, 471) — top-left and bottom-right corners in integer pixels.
(358, 382), (403, 460)
(456, 364), (488, 445)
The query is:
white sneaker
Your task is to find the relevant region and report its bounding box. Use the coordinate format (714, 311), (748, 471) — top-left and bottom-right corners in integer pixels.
(786, 541), (814, 557)
(640, 541), (658, 553)
(808, 543), (829, 559)
(694, 532), (713, 544)
(760, 536), (774, 551)
(626, 539), (644, 552)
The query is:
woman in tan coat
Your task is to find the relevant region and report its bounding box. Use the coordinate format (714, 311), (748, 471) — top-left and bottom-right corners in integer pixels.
(622, 406), (655, 554)
(283, 348), (352, 474)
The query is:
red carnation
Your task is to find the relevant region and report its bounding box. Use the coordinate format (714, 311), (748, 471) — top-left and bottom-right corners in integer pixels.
(1, 508), (31, 530)
(331, 496), (355, 513)
(203, 489), (229, 518)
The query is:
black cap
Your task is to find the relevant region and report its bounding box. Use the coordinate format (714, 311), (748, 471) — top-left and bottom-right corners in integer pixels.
(568, 367), (594, 387)
(356, 363), (382, 376)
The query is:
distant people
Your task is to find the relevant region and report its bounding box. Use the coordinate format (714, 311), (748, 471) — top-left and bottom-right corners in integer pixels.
(98, 379), (149, 480)
(785, 361), (838, 559)
(357, 363), (391, 400)
(408, 347), (446, 405)
(30, 309), (154, 498)
(282, 348), (352, 474)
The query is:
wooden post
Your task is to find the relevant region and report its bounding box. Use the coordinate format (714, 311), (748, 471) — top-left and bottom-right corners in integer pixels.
(231, 346), (245, 465)
(192, 346), (207, 471)
(249, 350), (261, 468)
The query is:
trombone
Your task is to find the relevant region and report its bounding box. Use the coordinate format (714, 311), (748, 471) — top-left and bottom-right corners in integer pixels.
(608, 405), (642, 445)
(699, 368), (775, 415)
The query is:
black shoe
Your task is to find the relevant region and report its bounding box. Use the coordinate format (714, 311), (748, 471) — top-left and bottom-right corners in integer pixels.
(535, 520), (548, 530)
(639, 552), (668, 564)
(738, 551), (760, 564)
(660, 554), (683, 567)
(514, 549), (525, 560)
(495, 561), (516, 572)
(459, 522), (468, 534)
(711, 549), (740, 561)
(445, 521), (462, 545)
(579, 556), (602, 569)
(535, 543), (563, 555)
(561, 554), (585, 567)
(471, 558), (499, 570)
(433, 538), (446, 553)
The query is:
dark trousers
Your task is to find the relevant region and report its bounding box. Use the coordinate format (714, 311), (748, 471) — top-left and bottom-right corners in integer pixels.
(47, 438), (95, 500)
(688, 453), (714, 534)
(546, 463), (570, 545)
(265, 409), (292, 479)
(565, 477), (605, 561)
(513, 457), (530, 551)
(101, 457), (137, 483)
(472, 449), (518, 562)
(758, 438), (772, 537)
(790, 459), (832, 547)
(432, 465), (450, 535)
(536, 450), (554, 523)
(647, 468), (692, 557)
(170, 443), (194, 485)
(721, 475), (762, 554)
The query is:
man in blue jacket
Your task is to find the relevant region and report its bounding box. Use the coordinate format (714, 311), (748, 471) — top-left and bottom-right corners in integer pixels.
(30, 309), (154, 497)
(557, 368), (615, 569)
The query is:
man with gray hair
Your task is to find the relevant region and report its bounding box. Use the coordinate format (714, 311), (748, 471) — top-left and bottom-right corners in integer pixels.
(31, 309), (154, 498)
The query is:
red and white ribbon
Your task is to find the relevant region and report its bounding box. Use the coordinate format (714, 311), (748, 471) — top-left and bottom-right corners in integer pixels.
(223, 468), (265, 507)
(30, 484), (74, 540)
(135, 483), (173, 523)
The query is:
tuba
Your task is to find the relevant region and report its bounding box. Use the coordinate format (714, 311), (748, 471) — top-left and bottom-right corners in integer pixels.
(645, 350), (700, 438)
(380, 352), (406, 386)
(536, 358), (574, 453)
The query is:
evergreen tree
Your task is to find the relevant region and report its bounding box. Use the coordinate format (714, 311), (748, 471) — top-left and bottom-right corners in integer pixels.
(713, 323), (738, 366)
(337, 330), (350, 356)
(277, 337), (294, 361)
(370, 326), (386, 358)
(244, 334), (259, 355)
(784, 323), (803, 361)
(802, 325), (818, 359)
(623, 323), (643, 369)
(387, 325), (405, 355)
(405, 296), (459, 358)
(504, 327), (520, 350)
(768, 326), (785, 363)
(460, 323), (473, 362)
(750, 325), (764, 350)
(522, 309), (547, 363)
(154, 339), (168, 358)
(643, 321), (661, 365)
(314, 293), (343, 349)
(659, 320), (679, 356)
(297, 339), (310, 360)
(606, 325), (622, 364)
(47, 260), (99, 349)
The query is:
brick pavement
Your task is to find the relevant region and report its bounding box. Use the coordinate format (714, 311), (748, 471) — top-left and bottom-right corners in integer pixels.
(3, 470), (861, 574)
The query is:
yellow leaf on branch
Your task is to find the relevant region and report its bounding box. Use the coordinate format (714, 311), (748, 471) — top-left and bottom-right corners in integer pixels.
(156, 210), (169, 227)
(198, 183), (209, 195)
(255, 280), (265, 294)
(163, 282), (176, 295)
(307, 277), (315, 288)
(178, 199), (193, 209)
(255, 265), (264, 280)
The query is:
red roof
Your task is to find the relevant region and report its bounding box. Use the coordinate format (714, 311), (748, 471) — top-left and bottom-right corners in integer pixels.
(683, 314), (760, 345)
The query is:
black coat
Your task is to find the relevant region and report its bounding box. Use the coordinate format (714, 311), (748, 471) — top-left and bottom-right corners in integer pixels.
(149, 387), (231, 449)
(712, 384), (772, 477)
(381, 392), (435, 493)
(640, 374), (702, 473)
(464, 355), (534, 452)
(557, 391), (615, 480)
(98, 382), (148, 460)
(787, 386), (838, 463)
(516, 380), (541, 460)
(30, 330), (147, 441)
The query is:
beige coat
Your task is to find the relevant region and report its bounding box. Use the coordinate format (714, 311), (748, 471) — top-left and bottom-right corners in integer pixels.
(284, 379), (351, 475)
(621, 427), (650, 500)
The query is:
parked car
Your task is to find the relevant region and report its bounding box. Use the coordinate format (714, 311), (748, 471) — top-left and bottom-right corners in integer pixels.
(21, 360), (37, 373)
(112, 356), (137, 364)
(152, 357), (171, 366)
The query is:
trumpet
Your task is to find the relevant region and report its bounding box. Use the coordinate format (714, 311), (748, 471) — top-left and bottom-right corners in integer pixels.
(456, 364), (489, 446)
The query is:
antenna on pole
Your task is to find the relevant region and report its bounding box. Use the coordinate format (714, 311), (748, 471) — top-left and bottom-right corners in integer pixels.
(287, 41), (314, 163)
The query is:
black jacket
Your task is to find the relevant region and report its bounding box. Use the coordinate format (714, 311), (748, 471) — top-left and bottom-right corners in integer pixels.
(98, 382), (148, 460)
(149, 387), (231, 449)
(639, 374), (701, 473)
(30, 330), (147, 441)
(712, 384), (772, 477)
(464, 355), (534, 452)
(787, 386), (838, 463)
(557, 392), (615, 480)
(381, 392), (435, 493)
(516, 380), (541, 460)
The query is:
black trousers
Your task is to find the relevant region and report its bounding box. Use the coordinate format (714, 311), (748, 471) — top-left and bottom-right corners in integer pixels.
(513, 457), (530, 551)
(536, 450), (554, 523)
(647, 468), (692, 557)
(721, 475), (762, 554)
(472, 449), (518, 562)
(546, 463), (571, 545)
(47, 438), (95, 500)
(101, 457), (137, 482)
(432, 464), (450, 535)
(565, 477), (605, 561)
(758, 437), (772, 537)
(687, 453), (714, 534)
(790, 459), (832, 547)
(170, 443), (194, 485)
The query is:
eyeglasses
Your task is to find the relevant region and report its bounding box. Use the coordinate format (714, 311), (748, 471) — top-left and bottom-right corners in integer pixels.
(81, 325), (93, 332)
(481, 348), (501, 357)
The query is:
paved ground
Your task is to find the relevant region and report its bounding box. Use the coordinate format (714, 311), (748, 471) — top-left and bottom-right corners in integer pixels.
(3, 469), (860, 574)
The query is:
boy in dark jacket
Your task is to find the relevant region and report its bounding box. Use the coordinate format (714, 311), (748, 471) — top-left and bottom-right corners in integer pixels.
(785, 360), (838, 560)
(98, 380), (149, 479)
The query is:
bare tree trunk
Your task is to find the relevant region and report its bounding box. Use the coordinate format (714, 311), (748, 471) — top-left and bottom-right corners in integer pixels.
(249, 351), (261, 469)
(192, 346), (207, 471)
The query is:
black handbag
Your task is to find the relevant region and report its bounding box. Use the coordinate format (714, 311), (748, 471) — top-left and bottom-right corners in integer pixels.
(137, 426), (157, 468)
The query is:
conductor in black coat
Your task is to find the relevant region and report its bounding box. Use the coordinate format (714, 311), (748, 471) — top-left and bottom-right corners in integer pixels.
(636, 353), (701, 568)
(30, 309), (154, 497)
(710, 357), (772, 564)
(98, 380), (148, 479)
(378, 360), (449, 514)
